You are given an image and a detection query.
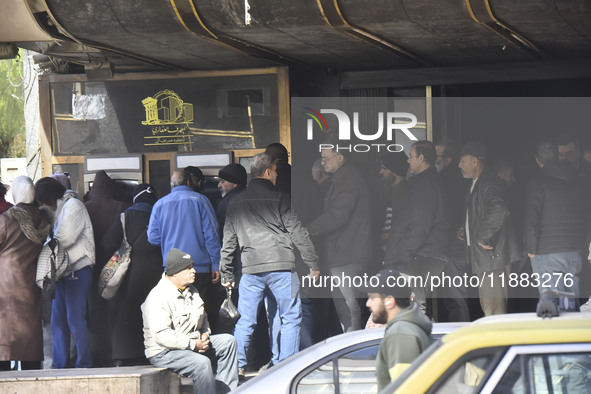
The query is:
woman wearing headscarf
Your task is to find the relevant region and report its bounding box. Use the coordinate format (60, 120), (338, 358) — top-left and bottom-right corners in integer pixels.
(50, 172), (78, 199)
(35, 177), (95, 368)
(0, 176), (52, 370)
(102, 184), (163, 366)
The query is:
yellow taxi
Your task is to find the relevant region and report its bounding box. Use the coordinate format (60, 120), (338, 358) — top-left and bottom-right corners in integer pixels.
(383, 312), (591, 393)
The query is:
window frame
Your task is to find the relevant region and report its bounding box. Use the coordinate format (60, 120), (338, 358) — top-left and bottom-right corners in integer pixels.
(480, 343), (591, 394)
(290, 339), (382, 394)
(425, 347), (507, 394)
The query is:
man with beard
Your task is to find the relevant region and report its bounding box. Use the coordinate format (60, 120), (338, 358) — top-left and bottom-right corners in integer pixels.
(364, 269), (433, 391)
(216, 163), (247, 236)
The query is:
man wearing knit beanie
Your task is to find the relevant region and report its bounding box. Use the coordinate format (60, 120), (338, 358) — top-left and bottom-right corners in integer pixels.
(218, 163), (247, 196)
(142, 248), (238, 393)
(217, 163), (247, 234)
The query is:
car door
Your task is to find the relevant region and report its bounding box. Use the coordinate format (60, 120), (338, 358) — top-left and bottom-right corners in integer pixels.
(485, 343), (591, 394)
(425, 343), (591, 394)
(293, 341), (381, 394)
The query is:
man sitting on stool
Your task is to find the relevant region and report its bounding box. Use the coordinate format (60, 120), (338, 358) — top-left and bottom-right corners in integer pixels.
(142, 248), (238, 394)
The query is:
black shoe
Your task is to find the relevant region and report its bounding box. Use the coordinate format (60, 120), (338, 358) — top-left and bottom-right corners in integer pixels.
(258, 361), (273, 372)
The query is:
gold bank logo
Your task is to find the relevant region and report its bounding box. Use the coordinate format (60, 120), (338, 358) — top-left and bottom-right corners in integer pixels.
(141, 90), (193, 147)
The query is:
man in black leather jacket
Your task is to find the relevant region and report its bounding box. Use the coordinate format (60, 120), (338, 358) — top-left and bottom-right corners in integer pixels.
(220, 152), (319, 375)
(525, 140), (588, 299)
(384, 140), (449, 318)
(458, 142), (521, 316)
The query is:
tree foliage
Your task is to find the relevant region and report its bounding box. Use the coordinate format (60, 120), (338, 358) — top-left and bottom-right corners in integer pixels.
(0, 53), (26, 158)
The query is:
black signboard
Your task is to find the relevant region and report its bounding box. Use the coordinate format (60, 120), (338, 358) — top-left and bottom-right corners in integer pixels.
(50, 72), (281, 155)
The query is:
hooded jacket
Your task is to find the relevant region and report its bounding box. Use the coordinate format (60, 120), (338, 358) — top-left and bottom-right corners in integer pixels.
(55, 195), (96, 274)
(465, 168), (521, 274)
(0, 204), (52, 361)
(101, 202), (162, 360)
(84, 170), (127, 269)
(525, 162), (589, 255)
(220, 178), (318, 284)
(376, 302), (433, 390)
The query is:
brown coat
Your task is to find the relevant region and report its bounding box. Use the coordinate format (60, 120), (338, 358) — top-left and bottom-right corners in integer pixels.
(0, 204), (51, 361)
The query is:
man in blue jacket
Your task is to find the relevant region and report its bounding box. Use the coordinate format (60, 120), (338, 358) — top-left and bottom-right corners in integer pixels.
(148, 169), (221, 314)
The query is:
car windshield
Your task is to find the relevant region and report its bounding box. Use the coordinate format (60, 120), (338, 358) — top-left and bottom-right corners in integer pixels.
(381, 338), (444, 393)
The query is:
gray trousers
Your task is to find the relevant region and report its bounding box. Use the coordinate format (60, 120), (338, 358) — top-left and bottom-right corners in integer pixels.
(329, 263), (362, 332)
(479, 265), (510, 316)
(149, 333), (238, 394)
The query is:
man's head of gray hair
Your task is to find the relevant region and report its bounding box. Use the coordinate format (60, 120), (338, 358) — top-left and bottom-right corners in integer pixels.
(535, 140), (558, 167)
(251, 152), (274, 178)
(171, 170), (188, 187)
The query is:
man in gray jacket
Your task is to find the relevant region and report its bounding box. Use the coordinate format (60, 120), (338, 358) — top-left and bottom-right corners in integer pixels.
(220, 152), (319, 375)
(142, 248), (238, 394)
(525, 140), (588, 298)
(307, 147), (372, 331)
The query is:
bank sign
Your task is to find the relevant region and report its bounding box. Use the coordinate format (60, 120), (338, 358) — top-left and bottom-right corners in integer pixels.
(292, 97), (427, 154)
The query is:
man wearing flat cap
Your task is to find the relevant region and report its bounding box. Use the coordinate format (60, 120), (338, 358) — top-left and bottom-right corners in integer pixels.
(458, 141), (520, 316)
(184, 166), (205, 193)
(142, 248), (238, 394)
(363, 269), (433, 391)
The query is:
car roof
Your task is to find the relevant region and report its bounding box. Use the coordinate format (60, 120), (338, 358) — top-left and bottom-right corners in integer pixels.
(388, 312), (591, 393)
(442, 312), (591, 348)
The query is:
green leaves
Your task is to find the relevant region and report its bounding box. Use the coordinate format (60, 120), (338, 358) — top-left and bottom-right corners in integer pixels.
(0, 51), (26, 158)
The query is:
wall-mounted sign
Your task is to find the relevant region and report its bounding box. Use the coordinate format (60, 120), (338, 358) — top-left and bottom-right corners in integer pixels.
(141, 89), (194, 148)
(46, 69), (285, 156)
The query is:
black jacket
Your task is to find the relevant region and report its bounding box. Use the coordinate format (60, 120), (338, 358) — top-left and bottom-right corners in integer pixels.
(307, 162), (372, 268)
(215, 186), (245, 237)
(384, 166), (449, 264)
(85, 170), (128, 269)
(465, 168), (521, 274)
(220, 178), (318, 284)
(524, 162), (589, 255)
(101, 203), (163, 360)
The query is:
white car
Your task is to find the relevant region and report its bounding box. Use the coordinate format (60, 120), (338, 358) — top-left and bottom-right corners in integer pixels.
(233, 322), (464, 394)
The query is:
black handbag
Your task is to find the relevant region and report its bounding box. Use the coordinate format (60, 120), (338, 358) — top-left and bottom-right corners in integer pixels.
(219, 288), (240, 331)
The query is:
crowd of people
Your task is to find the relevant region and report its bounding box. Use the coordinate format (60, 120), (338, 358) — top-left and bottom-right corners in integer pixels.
(0, 136), (590, 393)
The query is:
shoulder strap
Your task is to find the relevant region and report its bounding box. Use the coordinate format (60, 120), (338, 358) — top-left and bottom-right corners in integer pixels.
(121, 212), (128, 242)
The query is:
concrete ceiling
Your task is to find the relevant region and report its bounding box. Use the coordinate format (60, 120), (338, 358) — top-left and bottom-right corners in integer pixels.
(3, 0), (591, 84)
